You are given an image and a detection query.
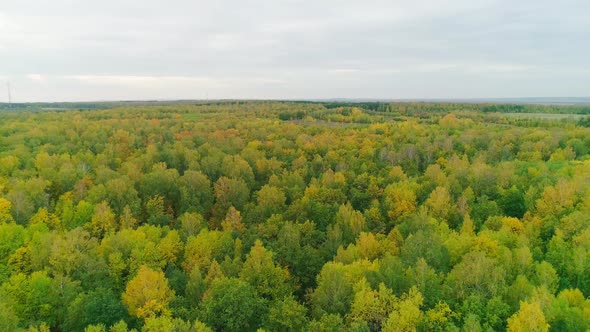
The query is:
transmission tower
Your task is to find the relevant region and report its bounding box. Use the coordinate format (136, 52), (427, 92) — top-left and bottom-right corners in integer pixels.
(6, 81), (11, 107)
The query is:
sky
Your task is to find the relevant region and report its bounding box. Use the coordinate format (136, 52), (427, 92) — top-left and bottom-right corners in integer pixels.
(1, 0), (589, 102)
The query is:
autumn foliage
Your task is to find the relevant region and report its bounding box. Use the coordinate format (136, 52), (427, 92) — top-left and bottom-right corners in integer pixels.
(1, 101), (590, 331)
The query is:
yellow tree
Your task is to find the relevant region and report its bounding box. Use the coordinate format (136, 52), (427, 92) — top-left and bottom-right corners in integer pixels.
(383, 181), (417, 222)
(29, 208), (62, 230)
(89, 201), (116, 238)
(221, 206), (245, 234)
(439, 113), (459, 127)
(0, 198), (15, 224)
(336, 203), (366, 239)
(122, 266), (174, 319)
(157, 230), (182, 264)
(425, 186), (452, 221)
(535, 181), (577, 218)
(382, 287), (424, 332)
(507, 301), (549, 332)
(348, 279), (395, 330)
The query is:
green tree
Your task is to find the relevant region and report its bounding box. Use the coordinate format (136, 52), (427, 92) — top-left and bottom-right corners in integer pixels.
(145, 195), (172, 226)
(200, 277), (264, 331)
(0, 303), (19, 332)
(179, 171), (213, 214)
(240, 240), (291, 300)
(212, 176), (250, 221)
(499, 186), (526, 218)
(311, 262), (354, 317)
(264, 296), (308, 331)
(0, 271), (59, 328)
(445, 251), (506, 301)
(65, 288), (127, 332)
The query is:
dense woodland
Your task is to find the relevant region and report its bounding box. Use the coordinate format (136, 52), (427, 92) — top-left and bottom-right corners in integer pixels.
(1, 101), (590, 331)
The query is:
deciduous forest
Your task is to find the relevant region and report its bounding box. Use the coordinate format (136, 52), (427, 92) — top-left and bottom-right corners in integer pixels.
(1, 101), (590, 331)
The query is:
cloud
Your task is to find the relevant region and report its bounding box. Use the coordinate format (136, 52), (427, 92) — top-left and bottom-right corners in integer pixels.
(26, 74), (46, 82)
(62, 75), (284, 87)
(1, 0), (590, 101)
(63, 75), (215, 85)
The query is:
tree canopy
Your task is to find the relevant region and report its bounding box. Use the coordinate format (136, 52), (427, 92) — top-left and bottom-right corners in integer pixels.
(1, 100), (590, 330)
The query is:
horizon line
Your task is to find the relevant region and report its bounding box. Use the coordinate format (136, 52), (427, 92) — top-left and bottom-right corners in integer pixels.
(3, 96), (590, 105)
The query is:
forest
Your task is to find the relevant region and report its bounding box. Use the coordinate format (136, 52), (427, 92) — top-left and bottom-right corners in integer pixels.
(1, 100), (590, 331)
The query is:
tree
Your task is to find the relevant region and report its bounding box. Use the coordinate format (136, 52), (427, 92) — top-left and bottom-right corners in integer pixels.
(140, 165), (181, 215)
(29, 208), (62, 230)
(382, 288), (424, 332)
(425, 186), (453, 221)
(535, 181), (577, 218)
(462, 314), (483, 332)
(439, 113), (459, 127)
(499, 186), (526, 218)
(142, 316), (191, 332)
(221, 155), (255, 188)
(122, 266), (174, 319)
(405, 258), (443, 308)
(48, 228), (101, 283)
(240, 240), (291, 301)
(0, 303), (19, 332)
(422, 302), (456, 331)
(55, 193), (75, 228)
(157, 230), (182, 265)
(178, 212), (206, 239)
(401, 230), (450, 273)
(533, 261), (558, 293)
(0, 198), (15, 224)
(347, 279), (396, 331)
(6, 190), (34, 224)
(182, 229), (234, 274)
(264, 296), (308, 331)
(64, 288), (127, 332)
(88, 201), (116, 238)
(549, 288), (589, 331)
(507, 301), (549, 332)
(311, 262), (354, 317)
(185, 267), (206, 306)
(84, 324), (106, 332)
(109, 320), (130, 332)
(179, 171), (213, 214)
(221, 206), (245, 234)
(5, 99), (590, 330)
(145, 195), (172, 226)
(103, 177), (141, 216)
(383, 181), (417, 223)
(200, 277), (264, 332)
(212, 176), (250, 220)
(72, 200), (95, 229)
(445, 251), (506, 301)
(193, 320), (214, 332)
(335, 203), (366, 245)
(0, 271), (59, 328)
(119, 205), (137, 229)
(254, 185), (287, 221)
(308, 314), (346, 332)
(0, 222), (26, 278)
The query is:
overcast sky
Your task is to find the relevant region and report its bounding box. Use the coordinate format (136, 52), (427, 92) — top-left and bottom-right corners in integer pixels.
(1, 0), (589, 102)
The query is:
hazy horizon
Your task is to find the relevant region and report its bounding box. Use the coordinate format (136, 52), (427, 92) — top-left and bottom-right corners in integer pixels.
(2, 0), (589, 102)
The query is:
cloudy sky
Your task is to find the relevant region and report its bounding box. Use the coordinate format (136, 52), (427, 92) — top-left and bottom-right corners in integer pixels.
(1, 0), (589, 102)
